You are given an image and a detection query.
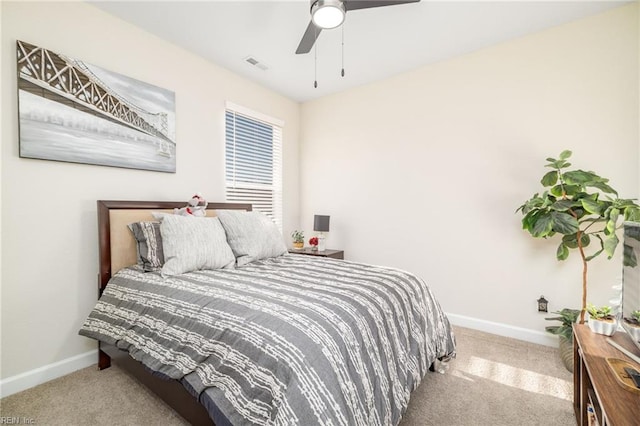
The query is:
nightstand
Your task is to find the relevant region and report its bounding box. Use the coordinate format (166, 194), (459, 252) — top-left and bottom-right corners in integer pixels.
(288, 248), (344, 260)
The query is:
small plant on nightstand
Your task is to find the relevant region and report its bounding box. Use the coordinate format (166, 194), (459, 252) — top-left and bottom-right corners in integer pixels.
(291, 230), (305, 249)
(586, 303), (617, 336)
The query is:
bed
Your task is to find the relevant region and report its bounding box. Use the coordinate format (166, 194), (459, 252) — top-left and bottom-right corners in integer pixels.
(80, 200), (456, 425)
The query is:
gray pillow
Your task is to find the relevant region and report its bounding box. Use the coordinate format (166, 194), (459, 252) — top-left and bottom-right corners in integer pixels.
(159, 214), (235, 276)
(215, 210), (287, 266)
(128, 221), (164, 272)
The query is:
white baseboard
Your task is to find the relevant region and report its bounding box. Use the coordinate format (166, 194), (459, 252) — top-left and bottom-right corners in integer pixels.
(0, 349), (97, 398)
(0, 314), (556, 399)
(446, 312), (559, 348)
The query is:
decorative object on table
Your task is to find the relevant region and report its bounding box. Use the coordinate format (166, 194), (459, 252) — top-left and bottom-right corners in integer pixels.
(586, 304), (617, 336)
(309, 236), (318, 250)
(313, 214), (330, 252)
(291, 230), (305, 249)
(174, 193), (207, 217)
(606, 358), (640, 394)
(545, 308), (580, 372)
(537, 295), (548, 313)
(16, 40), (176, 173)
(516, 150), (640, 324)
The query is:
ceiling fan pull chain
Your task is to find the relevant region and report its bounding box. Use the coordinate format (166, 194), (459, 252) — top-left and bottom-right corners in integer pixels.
(341, 23), (345, 77)
(314, 25), (318, 88)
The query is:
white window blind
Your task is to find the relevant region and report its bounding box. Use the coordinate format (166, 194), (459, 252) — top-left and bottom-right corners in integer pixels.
(225, 105), (283, 230)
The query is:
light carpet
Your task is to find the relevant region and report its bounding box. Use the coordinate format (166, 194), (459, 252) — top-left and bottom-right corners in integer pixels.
(0, 326), (574, 425)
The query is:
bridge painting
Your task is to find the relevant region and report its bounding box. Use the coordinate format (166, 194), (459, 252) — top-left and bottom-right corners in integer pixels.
(16, 40), (176, 173)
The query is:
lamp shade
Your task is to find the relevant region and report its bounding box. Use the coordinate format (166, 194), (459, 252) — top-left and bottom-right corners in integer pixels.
(313, 215), (330, 232)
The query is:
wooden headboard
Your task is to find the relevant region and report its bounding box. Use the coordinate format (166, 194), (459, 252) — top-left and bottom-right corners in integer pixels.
(97, 200), (252, 295)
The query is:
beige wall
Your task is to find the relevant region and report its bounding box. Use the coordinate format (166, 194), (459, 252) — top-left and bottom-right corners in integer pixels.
(1, 0), (638, 388)
(0, 2), (300, 379)
(300, 4), (638, 338)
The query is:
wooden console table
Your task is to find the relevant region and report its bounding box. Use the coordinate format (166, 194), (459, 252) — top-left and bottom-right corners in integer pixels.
(573, 324), (640, 426)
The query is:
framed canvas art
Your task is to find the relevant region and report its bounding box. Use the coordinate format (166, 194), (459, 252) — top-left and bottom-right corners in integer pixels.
(16, 40), (176, 173)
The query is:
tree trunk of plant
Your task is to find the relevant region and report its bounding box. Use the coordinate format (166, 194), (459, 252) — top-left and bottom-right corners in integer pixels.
(558, 335), (573, 373)
(576, 228), (588, 324)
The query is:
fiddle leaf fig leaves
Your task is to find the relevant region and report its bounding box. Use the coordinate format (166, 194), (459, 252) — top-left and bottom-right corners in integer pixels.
(517, 150), (640, 297)
(585, 235), (604, 261)
(604, 233), (619, 259)
(531, 212), (553, 237)
(550, 184), (580, 198)
(606, 208), (620, 235)
(545, 153), (572, 170)
(552, 200), (575, 211)
(559, 150), (572, 160)
(562, 233), (590, 249)
(550, 212), (580, 235)
(541, 171), (558, 187)
(580, 198), (604, 215)
(517, 194), (545, 215)
(589, 181), (617, 195)
(556, 243), (569, 261)
(563, 170), (595, 185)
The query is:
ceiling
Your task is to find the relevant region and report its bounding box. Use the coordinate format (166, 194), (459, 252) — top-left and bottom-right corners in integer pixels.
(90, 1), (629, 103)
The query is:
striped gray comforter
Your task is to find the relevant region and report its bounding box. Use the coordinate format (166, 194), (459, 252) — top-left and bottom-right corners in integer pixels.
(80, 254), (456, 425)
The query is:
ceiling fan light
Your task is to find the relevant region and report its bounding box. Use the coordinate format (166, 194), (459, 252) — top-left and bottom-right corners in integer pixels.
(311, 0), (345, 30)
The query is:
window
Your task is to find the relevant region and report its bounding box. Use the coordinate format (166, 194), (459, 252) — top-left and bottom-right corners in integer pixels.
(225, 102), (283, 230)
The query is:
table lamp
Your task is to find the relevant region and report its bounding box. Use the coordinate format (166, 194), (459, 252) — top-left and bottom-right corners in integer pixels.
(313, 215), (330, 252)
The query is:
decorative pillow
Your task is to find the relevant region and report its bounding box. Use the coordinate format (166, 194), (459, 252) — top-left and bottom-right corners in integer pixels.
(215, 210), (287, 266)
(128, 221), (164, 272)
(159, 214), (235, 276)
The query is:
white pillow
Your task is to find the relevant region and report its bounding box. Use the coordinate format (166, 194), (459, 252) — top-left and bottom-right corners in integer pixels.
(159, 214), (235, 276)
(215, 210), (287, 266)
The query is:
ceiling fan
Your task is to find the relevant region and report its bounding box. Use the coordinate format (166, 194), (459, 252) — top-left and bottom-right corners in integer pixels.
(295, 0), (421, 54)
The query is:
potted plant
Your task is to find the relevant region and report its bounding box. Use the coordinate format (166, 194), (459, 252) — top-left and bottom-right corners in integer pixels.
(623, 310), (640, 341)
(517, 150), (640, 323)
(545, 308), (580, 372)
(291, 230), (304, 249)
(586, 303), (616, 336)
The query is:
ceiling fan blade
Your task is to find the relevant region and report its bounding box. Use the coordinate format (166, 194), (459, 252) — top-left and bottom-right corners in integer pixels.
(344, 0), (420, 12)
(296, 21), (322, 54)
(295, 0), (419, 54)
